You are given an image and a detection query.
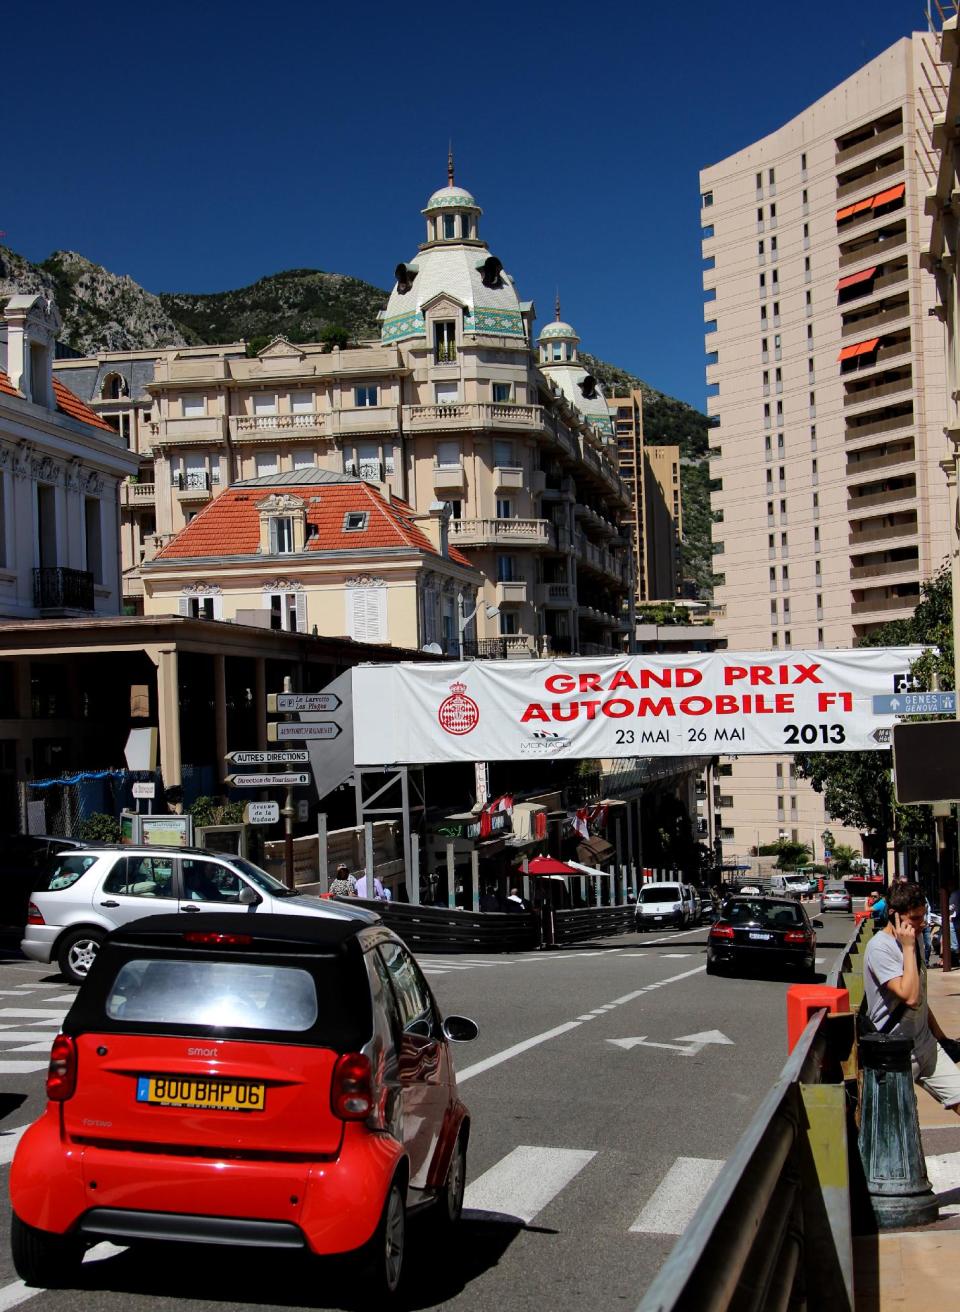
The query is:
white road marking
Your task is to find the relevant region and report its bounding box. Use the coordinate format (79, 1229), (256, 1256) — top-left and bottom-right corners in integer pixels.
(0, 1010), (69, 1022)
(464, 1146), (596, 1224)
(0, 1241), (129, 1311)
(660, 953), (692, 959)
(455, 964), (705, 1083)
(926, 1149), (960, 1216)
(576, 1015), (595, 1021)
(0, 1125), (28, 1164)
(630, 1157), (725, 1234)
(0, 1062), (50, 1075)
(0, 1032), (59, 1044)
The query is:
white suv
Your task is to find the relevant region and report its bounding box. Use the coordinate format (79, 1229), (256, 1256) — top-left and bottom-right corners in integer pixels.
(22, 846), (372, 984)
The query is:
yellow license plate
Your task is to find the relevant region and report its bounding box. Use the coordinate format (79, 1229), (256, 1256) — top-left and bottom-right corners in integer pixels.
(136, 1076), (265, 1111)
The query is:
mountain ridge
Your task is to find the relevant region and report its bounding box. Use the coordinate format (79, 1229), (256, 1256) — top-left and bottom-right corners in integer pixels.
(1, 245), (713, 597)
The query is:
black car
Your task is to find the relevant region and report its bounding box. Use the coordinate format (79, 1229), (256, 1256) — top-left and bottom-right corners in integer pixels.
(706, 895), (821, 979)
(0, 835), (100, 929)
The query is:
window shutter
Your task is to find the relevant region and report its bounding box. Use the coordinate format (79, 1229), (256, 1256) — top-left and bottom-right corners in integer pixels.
(213, 595), (224, 621)
(347, 586), (386, 643)
(178, 596), (191, 617)
(294, 592), (307, 633)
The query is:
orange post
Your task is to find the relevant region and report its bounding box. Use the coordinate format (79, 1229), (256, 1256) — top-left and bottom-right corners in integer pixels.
(786, 984), (849, 1052)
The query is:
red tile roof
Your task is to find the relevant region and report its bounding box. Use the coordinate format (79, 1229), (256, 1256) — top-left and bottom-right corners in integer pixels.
(156, 481), (475, 569)
(0, 366), (117, 435)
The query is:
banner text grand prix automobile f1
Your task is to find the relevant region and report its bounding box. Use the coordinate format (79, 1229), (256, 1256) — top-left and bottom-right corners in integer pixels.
(351, 648), (925, 765)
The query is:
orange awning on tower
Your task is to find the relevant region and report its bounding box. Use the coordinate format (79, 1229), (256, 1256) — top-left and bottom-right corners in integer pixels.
(837, 337), (880, 362)
(837, 266), (878, 291)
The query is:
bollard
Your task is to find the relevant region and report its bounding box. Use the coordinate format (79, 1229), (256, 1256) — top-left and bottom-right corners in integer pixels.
(858, 1033), (937, 1229)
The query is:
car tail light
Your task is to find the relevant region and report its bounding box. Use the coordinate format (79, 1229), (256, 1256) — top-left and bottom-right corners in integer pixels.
(710, 923), (735, 940)
(331, 1053), (373, 1121)
(183, 932), (253, 946)
(784, 929), (811, 945)
(46, 1034), (77, 1102)
(27, 902), (44, 926)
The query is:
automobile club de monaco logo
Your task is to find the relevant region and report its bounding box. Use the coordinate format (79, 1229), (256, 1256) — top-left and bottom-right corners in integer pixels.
(438, 681), (480, 736)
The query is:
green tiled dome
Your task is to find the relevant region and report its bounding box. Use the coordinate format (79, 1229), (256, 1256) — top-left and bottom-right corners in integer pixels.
(423, 185), (480, 212)
(539, 320), (579, 341)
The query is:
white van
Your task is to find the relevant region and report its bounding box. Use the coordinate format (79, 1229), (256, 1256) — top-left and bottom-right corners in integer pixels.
(769, 872), (809, 900)
(635, 882), (694, 930)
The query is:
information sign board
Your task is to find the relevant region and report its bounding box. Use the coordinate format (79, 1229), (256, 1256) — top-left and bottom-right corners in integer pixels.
(244, 801), (280, 825)
(267, 723), (341, 741)
(226, 749), (309, 766)
(131, 781), (155, 800)
(226, 772), (312, 788)
(872, 691), (957, 716)
(267, 693), (342, 713)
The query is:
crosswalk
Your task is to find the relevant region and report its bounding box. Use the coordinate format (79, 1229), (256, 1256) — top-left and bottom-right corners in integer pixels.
(0, 982), (76, 1074)
(420, 936), (700, 976)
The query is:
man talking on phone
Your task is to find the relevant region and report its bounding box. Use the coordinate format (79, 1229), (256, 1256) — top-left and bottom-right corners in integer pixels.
(864, 881), (960, 1113)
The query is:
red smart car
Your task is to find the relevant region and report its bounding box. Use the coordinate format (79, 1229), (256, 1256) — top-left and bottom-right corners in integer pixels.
(9, 911), (478, 1298)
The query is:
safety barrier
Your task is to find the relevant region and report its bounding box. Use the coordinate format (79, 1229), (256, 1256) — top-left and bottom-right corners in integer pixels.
(636, 927), (865, 1312)
(340, 899), (637, 953)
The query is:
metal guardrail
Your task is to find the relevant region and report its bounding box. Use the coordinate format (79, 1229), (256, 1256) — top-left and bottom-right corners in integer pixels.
(637, 925), (865, 1312)
(554, 905), (634, 944)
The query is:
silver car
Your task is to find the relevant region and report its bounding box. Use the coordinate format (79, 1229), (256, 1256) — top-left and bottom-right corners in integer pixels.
(23, 845), (369, 984)
(820, 881), (852, 913)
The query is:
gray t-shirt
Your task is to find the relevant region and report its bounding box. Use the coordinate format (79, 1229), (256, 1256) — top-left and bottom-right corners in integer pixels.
(864, 930), (935, 1066)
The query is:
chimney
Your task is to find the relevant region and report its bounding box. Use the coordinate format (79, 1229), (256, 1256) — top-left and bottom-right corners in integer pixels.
(416, 500), (451, 556)
(3, 294), (61, 409)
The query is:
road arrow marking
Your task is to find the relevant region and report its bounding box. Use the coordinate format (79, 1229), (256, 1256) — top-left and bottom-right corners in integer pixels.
(608, 1030), (734, 1057)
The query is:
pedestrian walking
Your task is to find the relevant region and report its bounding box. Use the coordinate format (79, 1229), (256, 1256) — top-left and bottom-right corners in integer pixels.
(505, 887), (526, 911)
(329, 864), (357, 898)
(949, 885), (960, 956)
(864, 881), (960, 1115)
(355, 871), (386, 900)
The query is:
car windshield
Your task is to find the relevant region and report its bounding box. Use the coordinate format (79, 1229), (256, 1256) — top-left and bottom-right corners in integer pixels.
(106, 959), (320, 1031)
(229, 856), (298, 897)
(824, 883), (847, 893)
(35, 854), (99, 892)
(727, 901), (805, 928)
(641, 886), (681, 902)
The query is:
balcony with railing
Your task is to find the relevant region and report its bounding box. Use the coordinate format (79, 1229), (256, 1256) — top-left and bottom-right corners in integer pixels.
(229, 411), (327, 441)
(173, 470), (215, 502)
(495, 580), (528, 605)
(534, 581), (574, 606)
(403, 402), (544, 433)
(120, 481), (157, 507)
(33, 567), (95, 612)
(433, 464), (467, 493)
(150, 416), (226, 444)
(851, 591), (919, 616)
(448, 517), (551, 548)
(460, 635), (538, 659)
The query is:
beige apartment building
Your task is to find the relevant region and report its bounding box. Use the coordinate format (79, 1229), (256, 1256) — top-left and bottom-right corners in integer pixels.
(606, 387), (683, 606)
(699, 33), (949, 861)
(55, 172), (640, 656)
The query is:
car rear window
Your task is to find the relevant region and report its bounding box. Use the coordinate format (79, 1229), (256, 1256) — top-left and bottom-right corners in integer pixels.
(728, 901), (804, 928)
(641, 885), (681, 903)
(824, 883), (847, 893)
(35, 854), (99, 892)
(105, 959), (319, 1031)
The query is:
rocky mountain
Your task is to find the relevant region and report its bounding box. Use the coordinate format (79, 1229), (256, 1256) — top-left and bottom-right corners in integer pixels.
(1, 246), (713, 597)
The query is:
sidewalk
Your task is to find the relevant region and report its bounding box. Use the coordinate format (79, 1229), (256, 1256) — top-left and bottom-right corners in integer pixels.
(853, 957), (960, 1309)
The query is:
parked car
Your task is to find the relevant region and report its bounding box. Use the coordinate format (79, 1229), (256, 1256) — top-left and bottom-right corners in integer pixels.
(706, 896), (821, 979)
(10, 911), (478, 1298)
(635, 882), (696, 930)
(0, 835), (104, 929)
(22, 845), (368, 985)
(820, 881), (852, 914)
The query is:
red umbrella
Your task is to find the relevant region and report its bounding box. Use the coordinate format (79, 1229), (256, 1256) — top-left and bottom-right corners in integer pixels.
(526, 855), (578, 876)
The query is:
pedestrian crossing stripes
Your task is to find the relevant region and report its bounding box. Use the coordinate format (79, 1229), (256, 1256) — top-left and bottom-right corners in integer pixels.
(464, 1146), (596, 1223)
(0, 986), (75, 1072)
(629, 1157), (725, 1234)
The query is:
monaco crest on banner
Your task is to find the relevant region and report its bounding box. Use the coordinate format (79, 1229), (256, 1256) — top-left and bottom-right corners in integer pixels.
(437, 682), (480, 736)
(354, 648), (926, 765)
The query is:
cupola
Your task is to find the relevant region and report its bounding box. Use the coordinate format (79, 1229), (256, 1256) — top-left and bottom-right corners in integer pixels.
(421, 148), (482, 244)
(537, 296), (580, 364)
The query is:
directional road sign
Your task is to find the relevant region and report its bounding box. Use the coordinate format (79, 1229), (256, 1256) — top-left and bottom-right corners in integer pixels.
(225, 772), (312, 788)
(267, 722), (342, 742)
(267, 693), (342, 714)
(244, 801), (280, 825)
(873, 691), (957, 716)
(131, 781), (155, 800)
(225, 749), (310, 766)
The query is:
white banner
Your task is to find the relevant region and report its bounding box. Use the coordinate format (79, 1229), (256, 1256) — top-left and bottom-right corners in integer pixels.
(352, 648), (925, 765)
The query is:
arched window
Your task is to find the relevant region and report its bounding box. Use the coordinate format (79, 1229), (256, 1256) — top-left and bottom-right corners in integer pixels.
(101, 372), (125, 400)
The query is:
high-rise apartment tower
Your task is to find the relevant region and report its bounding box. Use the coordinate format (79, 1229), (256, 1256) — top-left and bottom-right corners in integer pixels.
(699, 34), (949, 861)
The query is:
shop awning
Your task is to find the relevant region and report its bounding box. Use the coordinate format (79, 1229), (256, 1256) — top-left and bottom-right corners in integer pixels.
(567, 860), (615, 879)
(837, 337), (880, 362)
(837, 266), (877, 291)
(873, 182), (905, 208)
(576, 835), (616, 866)
(836, 182), (904, 223)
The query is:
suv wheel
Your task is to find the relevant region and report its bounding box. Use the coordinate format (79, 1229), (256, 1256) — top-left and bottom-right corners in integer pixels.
(358, 1178), (405, 1300)
(11, 1214), (83, 1287)
(57, 928), (105, 984)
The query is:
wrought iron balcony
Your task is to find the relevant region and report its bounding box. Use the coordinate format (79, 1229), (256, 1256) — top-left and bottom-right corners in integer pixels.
(34, 567), (95, 611)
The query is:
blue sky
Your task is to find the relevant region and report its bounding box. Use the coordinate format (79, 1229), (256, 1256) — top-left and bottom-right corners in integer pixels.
(8, 1), (925, 408)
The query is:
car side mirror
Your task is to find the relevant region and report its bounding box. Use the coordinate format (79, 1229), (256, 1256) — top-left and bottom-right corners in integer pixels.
(812, 918), (823, 928)
(238, 885), (261, 906)
(442, 1015), (479, 1043)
